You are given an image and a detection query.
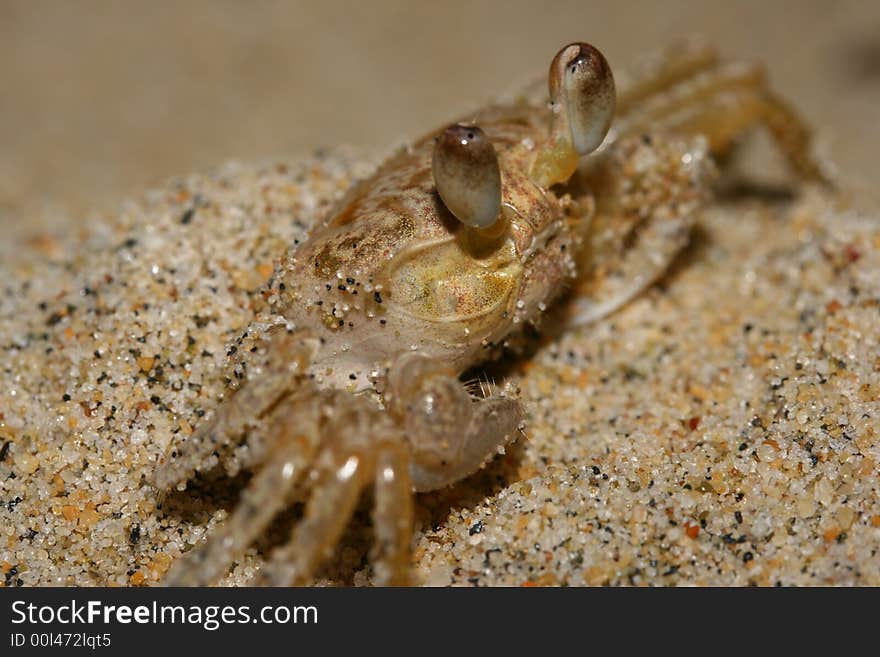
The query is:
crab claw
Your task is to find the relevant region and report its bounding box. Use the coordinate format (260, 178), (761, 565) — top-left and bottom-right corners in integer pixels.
(432, 123), (502, 229)
(531, 42), (616, 188)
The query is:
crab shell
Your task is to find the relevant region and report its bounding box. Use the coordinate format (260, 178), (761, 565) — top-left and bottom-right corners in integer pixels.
(268, 103), (585, 391)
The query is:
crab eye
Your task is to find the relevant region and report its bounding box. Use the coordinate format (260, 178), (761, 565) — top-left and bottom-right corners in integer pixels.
(432, 124), (502, 229)
(550, 42), (615, 155)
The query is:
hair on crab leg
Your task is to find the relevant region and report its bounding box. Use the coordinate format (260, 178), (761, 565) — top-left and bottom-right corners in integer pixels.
(371, 441), (414, 586)
(151, 329), (316, 490)
(161, 398), (322, 586)
(256, 446), (376, 586)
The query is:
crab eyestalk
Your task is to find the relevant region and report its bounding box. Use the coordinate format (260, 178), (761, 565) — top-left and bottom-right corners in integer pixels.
(530, 42), (616, 189)
(432, 124), (502, 230)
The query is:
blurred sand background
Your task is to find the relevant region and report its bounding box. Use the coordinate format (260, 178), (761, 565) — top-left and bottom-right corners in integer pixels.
(1, 0), (879, 237)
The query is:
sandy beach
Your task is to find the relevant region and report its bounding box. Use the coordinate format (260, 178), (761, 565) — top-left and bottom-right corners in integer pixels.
(1, 1), (879, 586)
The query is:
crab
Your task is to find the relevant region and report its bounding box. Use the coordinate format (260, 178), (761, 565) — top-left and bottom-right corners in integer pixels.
(155, 41), (826, 586)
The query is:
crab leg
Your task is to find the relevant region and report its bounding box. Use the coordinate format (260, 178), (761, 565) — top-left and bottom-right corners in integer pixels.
(568, 51), (827, 326)
(408, 390), (523, 492)
(387, 353), (524, 493)
(615, 62), (826, 183)
(569, 133), (714, 326)
(152, 330), (316, 490)
(161, 397), (322, 586)
(617, 63), (765, 127)
(633, 88), (824, 183)
(616, 41), (720, 114)
(371, 440), (414, 586)
(256, 446), (375, 586)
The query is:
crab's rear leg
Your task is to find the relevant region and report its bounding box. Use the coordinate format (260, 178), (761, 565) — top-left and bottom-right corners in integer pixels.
(615, 61), (828, 183)
(152, 329), (317, 490)
(615, 40), (720, 114)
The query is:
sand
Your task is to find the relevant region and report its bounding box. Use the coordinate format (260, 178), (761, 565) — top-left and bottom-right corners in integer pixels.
(2, 141), (879, 586)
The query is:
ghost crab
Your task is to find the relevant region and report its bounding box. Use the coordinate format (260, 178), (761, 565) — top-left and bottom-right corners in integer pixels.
(156, 41), (826, 585)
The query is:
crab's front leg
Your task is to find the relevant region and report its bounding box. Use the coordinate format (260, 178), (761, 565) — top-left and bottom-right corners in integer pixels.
(161, 390), (324, 586)
(254, 352), (523, 586)
(254, 397), (388, 586)
(159, 348), (519, 587)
